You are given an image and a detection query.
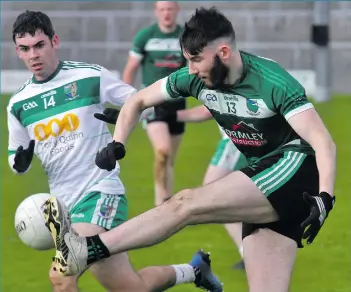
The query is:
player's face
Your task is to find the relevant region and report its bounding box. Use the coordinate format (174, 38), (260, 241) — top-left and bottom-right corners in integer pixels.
(155, 1), (179, 28)
(15, 29), (59, 80)
(184, 47), (229, 89)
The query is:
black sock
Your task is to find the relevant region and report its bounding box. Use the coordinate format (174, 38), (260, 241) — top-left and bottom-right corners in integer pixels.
(86, 235), (110, 265)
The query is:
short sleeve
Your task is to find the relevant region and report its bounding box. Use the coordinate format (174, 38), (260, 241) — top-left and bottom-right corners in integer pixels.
(99, 67), (137, 106)
(129, 28), (149, 60)
(272, 75), (314, 120)
(160, 67), (203, 100)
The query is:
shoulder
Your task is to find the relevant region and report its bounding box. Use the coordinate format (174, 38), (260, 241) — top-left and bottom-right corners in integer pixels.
(244, 51), (304, 92)
(62, 61), (103, 72)
(8, 78), (34, 111)
(135, 24), (157, 39)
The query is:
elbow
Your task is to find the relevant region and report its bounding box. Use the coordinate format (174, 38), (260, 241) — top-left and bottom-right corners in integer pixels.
(316, 135), (337, 157)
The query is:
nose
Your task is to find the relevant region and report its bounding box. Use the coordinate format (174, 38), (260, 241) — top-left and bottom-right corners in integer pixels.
(29, 48), (40, 59)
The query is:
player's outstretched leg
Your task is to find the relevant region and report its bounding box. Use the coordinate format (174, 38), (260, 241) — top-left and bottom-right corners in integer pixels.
(190, 250), (223, 292)
(43, 197), (90, 276)
(43, 196), (224, 292)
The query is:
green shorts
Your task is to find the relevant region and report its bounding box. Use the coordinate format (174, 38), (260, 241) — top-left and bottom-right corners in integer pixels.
(70, 192), (128, 230)
(210, 138), (247, 171)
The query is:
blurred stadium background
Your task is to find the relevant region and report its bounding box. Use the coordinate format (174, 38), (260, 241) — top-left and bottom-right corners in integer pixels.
(1, 2), (350, 292)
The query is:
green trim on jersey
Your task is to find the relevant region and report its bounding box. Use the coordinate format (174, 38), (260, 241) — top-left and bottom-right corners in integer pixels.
(252, 151), (307, 197)
(31, 61), (63, 84)
(10, 76), (100, 127)
(8, 150), (16, 156)
(62, 61), (102, 72)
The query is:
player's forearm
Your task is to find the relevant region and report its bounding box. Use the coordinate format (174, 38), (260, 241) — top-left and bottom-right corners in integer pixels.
(122, 68), (136, 86)
(176, 105), (212, 123)
(113, 96), (142, 144)
(314, 138), (336, 196)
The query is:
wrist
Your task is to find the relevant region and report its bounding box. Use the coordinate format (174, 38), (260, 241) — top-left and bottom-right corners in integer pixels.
(319, 191), (336, 210)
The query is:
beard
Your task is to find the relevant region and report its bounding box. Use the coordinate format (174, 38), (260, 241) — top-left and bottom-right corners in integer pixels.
(208, 55), (230, 89)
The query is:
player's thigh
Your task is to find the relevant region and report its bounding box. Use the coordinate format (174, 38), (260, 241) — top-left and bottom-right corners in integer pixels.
(241, 151), (319, 247)
(203, 165), (232, 185)
(146, 121), (172, 153)
(243, 228), (297, 292)
(169, 134), (182, 163)
(182, 151), (316, 224)
(180, 170), (278, 225)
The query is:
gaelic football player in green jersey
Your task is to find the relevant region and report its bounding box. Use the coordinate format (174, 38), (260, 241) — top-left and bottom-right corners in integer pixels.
(8, 10), (222, 292)
(45, 7), (336, 292)
(122, 1), (187, 206)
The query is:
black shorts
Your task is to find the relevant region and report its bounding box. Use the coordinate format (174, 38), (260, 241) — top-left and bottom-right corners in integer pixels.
(146, 99), (186, 135)
(240, 151), (318, 248)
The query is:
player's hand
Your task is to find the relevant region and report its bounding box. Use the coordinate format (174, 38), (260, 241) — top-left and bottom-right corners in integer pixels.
(13, 140), (35, 173)
(94, 108), (120, 125)
(95, 141), (126, 171)
(301, 191), (335, 245)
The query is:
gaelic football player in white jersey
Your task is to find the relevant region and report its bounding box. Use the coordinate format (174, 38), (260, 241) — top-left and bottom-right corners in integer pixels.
(8, 10), (222, 292)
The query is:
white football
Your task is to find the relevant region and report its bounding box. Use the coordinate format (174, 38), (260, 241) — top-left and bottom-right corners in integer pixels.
(14, 193), (55, 250)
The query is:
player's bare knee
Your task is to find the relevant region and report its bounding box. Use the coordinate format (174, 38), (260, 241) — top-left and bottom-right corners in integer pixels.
(155, 148), (171, 165)
(154, 148), (170, 180)
(166, 189), (193, 218)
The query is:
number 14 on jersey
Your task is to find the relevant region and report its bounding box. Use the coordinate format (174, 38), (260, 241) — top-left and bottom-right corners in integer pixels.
(42, 95), (56, 109)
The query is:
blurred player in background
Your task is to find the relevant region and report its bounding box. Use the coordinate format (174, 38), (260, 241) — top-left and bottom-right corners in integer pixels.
(8, 10), (222, 292)
(122, 1), (187, 206)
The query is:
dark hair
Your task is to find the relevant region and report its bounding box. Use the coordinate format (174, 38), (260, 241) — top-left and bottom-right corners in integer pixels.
(180, 7), (235, 55)
(12, 10), (55, 43)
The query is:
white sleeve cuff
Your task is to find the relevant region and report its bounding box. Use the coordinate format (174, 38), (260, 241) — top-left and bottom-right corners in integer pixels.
(285, 103), (314, 120)
(160, 77), (172, 100)
(129, 51), (144, 61)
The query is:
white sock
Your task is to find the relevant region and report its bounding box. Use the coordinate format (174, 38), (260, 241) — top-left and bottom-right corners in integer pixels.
(171, 264), (196, 285)
(239, 245), (244, 258)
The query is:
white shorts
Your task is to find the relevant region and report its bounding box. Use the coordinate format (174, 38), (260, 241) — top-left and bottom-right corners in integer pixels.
(210, 138), (247, 171)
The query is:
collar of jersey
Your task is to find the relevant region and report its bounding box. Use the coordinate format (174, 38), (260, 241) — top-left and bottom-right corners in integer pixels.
(31, 60), (64, 84)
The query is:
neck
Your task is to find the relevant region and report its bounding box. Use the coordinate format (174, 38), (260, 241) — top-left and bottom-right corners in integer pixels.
(35, 58), (60, 81)
(227, 51), (243, 85)
(158, 22), (177, 33)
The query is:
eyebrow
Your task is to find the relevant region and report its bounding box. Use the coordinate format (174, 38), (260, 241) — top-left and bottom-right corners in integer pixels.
(18, 40), (45, 48)
(189, 55), (202, 61)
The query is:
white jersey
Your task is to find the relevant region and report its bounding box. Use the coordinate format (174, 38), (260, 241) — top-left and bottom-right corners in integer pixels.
(7, 61), (136, 209)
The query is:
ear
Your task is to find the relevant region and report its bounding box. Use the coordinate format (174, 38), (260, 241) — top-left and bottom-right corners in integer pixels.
(52, 35), (59, 49)
(218, 45), (231, 61)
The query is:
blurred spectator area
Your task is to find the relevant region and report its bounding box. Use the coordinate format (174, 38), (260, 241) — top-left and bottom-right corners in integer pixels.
(1, 1), (351, 93)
